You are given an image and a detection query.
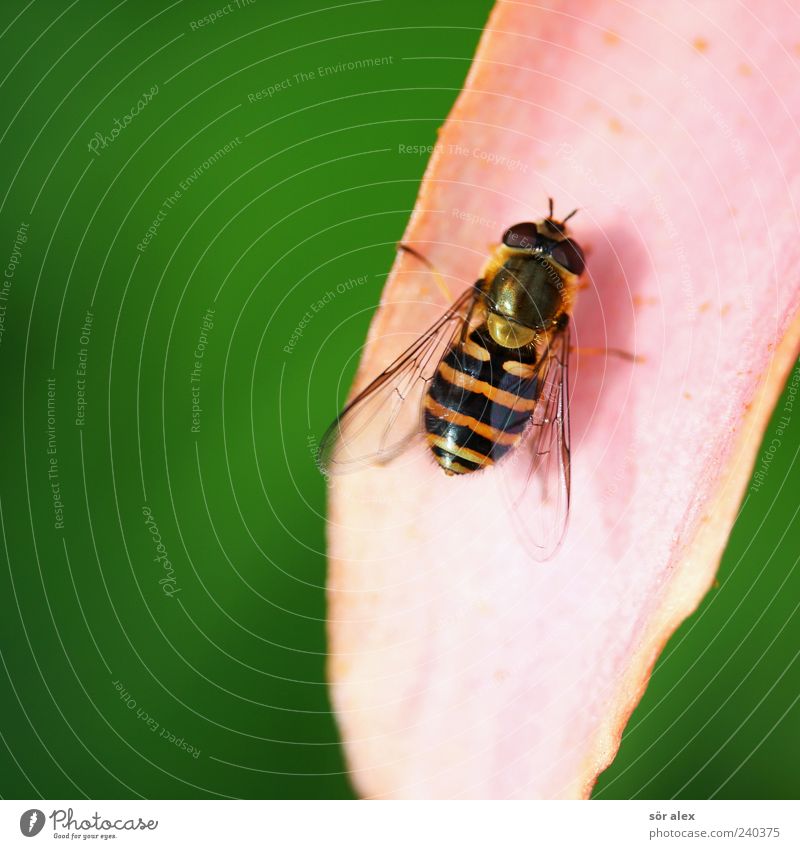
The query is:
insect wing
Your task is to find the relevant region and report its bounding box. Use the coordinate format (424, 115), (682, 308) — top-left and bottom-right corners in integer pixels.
(495, 323), (571, 560)
(320, 286), (480, 474)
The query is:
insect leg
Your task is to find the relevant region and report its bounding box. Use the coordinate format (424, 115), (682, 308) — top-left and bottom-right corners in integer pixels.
(570, 345), (643, 363)
(458, 280), (488, 344)
(397, 243), (453, 303)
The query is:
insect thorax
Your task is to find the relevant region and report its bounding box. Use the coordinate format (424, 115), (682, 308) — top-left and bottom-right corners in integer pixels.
(485, 252), (569, 348)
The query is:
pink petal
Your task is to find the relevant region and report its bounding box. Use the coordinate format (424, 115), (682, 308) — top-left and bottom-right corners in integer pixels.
(327, 0), (800, 798)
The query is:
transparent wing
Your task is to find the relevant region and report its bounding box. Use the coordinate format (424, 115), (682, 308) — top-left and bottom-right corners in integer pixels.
(495, 322), (571, 561)
(320, 285), (482, 474)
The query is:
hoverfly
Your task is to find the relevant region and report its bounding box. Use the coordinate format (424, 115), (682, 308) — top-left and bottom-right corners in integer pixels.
(320, 200), (585, 559)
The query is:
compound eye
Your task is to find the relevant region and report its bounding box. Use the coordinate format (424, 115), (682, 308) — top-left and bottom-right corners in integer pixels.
(550, 238), (585, 275)
(502, 222), (540, 250)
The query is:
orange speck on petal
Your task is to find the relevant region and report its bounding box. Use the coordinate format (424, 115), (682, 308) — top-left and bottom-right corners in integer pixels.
(693, 36), (709, 52)
(603, 30), (620, 46)
(738, 63), (752, 76)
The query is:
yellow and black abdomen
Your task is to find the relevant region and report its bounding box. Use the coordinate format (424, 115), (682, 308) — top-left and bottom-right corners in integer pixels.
(424, 326), (540, 475)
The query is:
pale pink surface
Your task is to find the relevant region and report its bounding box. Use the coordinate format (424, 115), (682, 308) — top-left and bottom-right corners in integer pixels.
(327, 0), (800, 798)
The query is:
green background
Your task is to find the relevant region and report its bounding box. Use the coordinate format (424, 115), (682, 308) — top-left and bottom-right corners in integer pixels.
(0, 0), (797, 801)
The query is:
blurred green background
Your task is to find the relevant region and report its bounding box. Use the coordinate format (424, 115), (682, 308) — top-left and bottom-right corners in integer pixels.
(0, 0), (797, 800)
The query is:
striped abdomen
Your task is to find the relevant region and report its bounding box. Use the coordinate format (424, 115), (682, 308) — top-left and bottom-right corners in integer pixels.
(424, 325), (541, 475)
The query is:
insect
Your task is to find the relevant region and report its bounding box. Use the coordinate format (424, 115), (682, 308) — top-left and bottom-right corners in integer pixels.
(320, 200), (586, 559)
